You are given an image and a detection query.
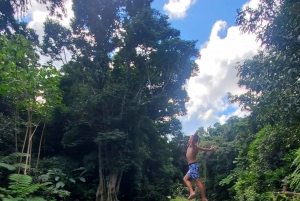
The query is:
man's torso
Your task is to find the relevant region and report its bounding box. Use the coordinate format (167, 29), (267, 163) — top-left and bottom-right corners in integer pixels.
(186, 145), (199, 164)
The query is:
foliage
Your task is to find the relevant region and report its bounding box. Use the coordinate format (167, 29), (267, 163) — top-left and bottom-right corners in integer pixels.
(43, 0), (199, 200)
(290, 148), (300, 192)
(192, 117), (246, 201)
(37, 167), (88, 199)
(226, 125), (297, 201)
(0, 113), (15, 155)
(0, 152), (29, 172)
(32, 156), (96, 200)
(1, 0), (300, 200)
(0, 34), (62, 174)
(0, 173), (50, 200)
(0, 34), (62, 111)
(224, 1), (300, 199)
(230, 0), (300, 126)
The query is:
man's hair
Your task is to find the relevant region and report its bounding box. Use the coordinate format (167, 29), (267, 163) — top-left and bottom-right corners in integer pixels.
(192, 134), (199, 143)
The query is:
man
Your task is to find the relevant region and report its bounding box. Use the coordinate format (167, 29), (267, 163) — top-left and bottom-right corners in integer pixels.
(183, 134), (215, 200)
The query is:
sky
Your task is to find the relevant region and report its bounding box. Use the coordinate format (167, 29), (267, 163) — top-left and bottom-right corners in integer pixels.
(23, 0), (261, 135)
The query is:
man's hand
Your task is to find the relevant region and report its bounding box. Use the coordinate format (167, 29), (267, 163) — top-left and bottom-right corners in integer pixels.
(210, 146), (216, 151)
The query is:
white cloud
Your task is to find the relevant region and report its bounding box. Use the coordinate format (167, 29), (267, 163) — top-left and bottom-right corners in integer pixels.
(163, 0), (196, 19)
(181, 16), (261, 134)
(199, 109), (213, 120)
(186, 20), (259, 116)
(242, 0), (260, 9)
(26, 0), (74, 39)
(25, 0), (74, 67)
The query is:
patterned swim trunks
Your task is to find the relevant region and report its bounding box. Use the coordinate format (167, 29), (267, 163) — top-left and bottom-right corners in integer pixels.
(187, 162), (199, 179)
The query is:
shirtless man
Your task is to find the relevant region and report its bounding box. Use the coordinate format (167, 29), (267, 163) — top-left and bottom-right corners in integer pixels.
(183, 134), (215, 201)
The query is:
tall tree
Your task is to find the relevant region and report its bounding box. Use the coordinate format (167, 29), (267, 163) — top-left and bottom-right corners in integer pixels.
(42, 1), (199, 200)
(229, 0), (300, 126)
(225, 0), (300, 200)
(0, 34), (62, 174)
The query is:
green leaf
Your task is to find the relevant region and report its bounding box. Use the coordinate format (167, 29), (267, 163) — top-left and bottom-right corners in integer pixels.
(0, 187), (9, 194)
(56, 181), (65, 189)
(69, 178), (75, 183)
(0, 163), (16, 171)
(72, 167), (85, 171)
(78, 177), (86, 183)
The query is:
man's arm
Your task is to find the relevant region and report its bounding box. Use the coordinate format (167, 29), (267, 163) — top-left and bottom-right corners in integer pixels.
(197, 145), (215, 151)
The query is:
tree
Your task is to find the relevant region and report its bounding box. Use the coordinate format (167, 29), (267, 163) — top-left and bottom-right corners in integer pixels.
(223, 1), (300, 199)
(229, 0), (300, 126)
(0, 34), (62, 174)
(0, 0), (202, 200)
(197, 117), (246, 201)
(225, 124), (298, 201)
(42, 1), (198, 200)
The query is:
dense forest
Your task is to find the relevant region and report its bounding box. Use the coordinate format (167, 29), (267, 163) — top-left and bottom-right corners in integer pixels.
(0, 0), (300, 200)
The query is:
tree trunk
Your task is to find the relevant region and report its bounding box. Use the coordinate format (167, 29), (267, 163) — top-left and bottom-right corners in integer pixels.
(24, 108), (32, 175)
(36, 122), (46, 169)
(96, 145), (123, 201)
(14, 107), (19, 153)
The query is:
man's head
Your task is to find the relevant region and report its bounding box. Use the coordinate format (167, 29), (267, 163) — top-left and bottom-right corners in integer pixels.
(192, 134), (199, 143)
(188, 134), (199, 145)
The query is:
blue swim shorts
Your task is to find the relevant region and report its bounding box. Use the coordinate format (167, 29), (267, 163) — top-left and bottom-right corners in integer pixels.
(187, 162), (199, 179)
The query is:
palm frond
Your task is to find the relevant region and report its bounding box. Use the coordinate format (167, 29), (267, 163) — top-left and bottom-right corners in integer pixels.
(8, 174), (51, 198)
(2, 153), (28, 164)
(8, 174), (32, 190)
(0, 163), (16, 171)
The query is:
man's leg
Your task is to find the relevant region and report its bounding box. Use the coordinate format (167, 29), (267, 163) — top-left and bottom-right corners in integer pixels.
(195, 178), (208, 201)
(183, 174), (196, 200)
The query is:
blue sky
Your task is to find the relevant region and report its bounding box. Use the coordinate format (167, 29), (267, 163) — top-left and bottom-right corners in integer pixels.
(25, 0), (260, 135)
(152, 0), (247, 47)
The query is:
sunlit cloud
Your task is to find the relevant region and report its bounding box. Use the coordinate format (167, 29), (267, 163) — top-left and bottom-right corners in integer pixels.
(163, 0), (197, 19)
(181, 17), (260, 134)
(26, 0), (74, 39)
